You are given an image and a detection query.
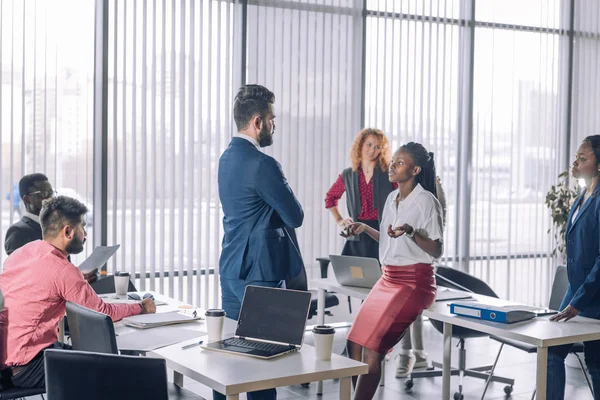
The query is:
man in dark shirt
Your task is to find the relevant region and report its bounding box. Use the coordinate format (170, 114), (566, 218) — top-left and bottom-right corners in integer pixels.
(4, 174), (96, 283)
(4, 174), (53, 256)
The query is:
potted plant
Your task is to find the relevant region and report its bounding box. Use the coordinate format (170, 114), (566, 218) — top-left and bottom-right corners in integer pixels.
(545, 170), (580, 262)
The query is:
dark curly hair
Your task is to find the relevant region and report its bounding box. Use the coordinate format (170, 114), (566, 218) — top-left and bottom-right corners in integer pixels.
(40, 196), (88, 238)
(233, 84), (275, 131)
(399, 142), (437, 197)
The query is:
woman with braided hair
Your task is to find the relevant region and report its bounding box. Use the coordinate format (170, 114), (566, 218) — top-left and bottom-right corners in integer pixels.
(342, 142), (444, 399)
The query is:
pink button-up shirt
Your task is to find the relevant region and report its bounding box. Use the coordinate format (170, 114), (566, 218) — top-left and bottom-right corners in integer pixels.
(0, 240), (141, 367)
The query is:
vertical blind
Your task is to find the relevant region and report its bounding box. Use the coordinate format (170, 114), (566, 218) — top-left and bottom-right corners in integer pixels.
(364, 0), (462, 262)
(245, 0), (364, 273)
(106, 0), (234, 308)
(2, 0), (596, 309)
(469, 0), (566, 306)
(0, 0), (95, 268)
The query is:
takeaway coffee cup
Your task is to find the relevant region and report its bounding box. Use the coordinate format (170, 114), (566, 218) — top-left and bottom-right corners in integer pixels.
(205, 309), (226, 342)
(114, 272), (130, 296)
(313, 325), (335, 361)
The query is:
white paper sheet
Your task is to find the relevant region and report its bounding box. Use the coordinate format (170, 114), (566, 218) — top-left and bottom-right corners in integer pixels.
(78, 244), (120, 272)
(117, 326), (205, 351)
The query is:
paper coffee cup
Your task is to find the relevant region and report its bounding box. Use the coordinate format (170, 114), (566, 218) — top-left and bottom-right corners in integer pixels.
(205, 309), (226, 343)
(313, 325), (335, 361)
(114, 272), (130, 296)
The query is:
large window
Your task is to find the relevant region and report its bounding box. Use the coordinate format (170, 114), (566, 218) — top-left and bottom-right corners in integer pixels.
(105, 0), (234, 307)
(0, 0), (95, 267)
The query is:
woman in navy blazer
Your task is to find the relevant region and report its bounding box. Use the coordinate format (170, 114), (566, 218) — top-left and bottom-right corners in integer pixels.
(547, 135), (600, 400)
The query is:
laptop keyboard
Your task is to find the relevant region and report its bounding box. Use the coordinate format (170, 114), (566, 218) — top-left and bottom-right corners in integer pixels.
(223, 338), (294, 353)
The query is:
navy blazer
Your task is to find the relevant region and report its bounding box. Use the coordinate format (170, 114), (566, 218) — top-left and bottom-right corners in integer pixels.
(218, 137), (304, 281)
(562, 185), (600, 318)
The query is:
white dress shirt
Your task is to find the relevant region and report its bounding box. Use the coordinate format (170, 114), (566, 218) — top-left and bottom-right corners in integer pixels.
(379, 183), (444, 266)
(23, 210), (40, 224)
(234, 133), (261, 150)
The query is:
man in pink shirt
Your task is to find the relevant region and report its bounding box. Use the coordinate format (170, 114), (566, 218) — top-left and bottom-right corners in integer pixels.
(0, 196), (156, 389)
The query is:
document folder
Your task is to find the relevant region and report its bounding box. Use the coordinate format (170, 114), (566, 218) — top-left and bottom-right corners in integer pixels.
(122, 310), (203, 329)
(450, 302), (537, 324)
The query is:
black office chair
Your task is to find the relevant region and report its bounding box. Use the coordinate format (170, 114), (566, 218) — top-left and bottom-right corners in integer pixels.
(405, 266), (515, 400)
(286, 260), (339, 319)
(45, 349), (169, 400)
(91, 275), (137, 295)
(64, 302), (204, 400)
(483, 265), (593, 400)
(0, 387), (45, 400)
(316, 256), (353, 314)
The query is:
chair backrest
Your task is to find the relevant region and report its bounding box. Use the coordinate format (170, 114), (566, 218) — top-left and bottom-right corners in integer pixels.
(65, 302), (118, 354)
(284, 227), (308, 291)
(91, 275), (137, 295)
(432, 266), (498, 339)
(44, 349), (168, 400)
(548, 265), (568, 310)
(435, 266), (498, 298)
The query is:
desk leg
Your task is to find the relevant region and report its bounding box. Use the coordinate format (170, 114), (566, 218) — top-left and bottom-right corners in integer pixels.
(536, 347), (548, 400)
(173, 371), (184, 387)
(317, 288), (326, 395)
(339, 376), (351, 400)
(226, 395), (239, 400)
(442, 322), (452, 400)
(317, 288), (326, 326)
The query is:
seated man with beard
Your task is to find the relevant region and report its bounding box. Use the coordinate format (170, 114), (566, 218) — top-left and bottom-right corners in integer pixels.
(0, 196), (156, 390)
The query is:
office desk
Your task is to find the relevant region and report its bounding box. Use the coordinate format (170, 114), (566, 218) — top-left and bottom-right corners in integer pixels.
(152, 334), (368, 400)
(312, 279), (600, 400)
(424, 293), (600, 400)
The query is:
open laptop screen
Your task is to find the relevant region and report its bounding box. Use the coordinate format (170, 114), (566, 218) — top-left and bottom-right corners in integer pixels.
(235, 286), (311, 346)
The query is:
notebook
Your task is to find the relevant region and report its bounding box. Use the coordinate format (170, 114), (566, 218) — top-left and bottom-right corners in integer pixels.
(201, 286), (312, 359)
(122, 309), (203, 329)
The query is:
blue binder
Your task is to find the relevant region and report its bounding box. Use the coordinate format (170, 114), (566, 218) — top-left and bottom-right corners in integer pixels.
(449, 302), (536, 324)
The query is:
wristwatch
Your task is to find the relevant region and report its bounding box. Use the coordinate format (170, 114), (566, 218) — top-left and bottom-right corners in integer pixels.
(405, 226), (415, 238)
(139, 303), (145, 314)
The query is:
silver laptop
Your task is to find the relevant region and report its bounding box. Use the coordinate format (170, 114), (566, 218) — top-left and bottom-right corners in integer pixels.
(329, 254), (382, 288)
(201, 286), (311, 359)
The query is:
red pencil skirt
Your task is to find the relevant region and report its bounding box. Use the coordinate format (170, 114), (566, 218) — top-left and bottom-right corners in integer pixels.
(346, 263), (436, 354)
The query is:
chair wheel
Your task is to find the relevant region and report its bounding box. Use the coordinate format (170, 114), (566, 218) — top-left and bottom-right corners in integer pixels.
(504, 385), (513, 394)
(453, 392), (464, 400)
(301, 383), (310, 388)
(404, 379), (414, 391)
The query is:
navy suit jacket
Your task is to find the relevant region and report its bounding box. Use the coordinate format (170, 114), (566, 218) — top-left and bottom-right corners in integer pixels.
(563, 185), (600, 318)
(218, 137), (304, 281)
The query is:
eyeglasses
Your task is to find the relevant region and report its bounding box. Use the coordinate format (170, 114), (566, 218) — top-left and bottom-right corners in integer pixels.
(28, 190), (57, 199)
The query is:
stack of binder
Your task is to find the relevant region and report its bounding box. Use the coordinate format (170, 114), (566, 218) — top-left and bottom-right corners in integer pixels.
(450, 302), (537, 324)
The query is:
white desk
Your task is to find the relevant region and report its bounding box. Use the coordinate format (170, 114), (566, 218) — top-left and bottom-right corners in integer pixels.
(112, 291), (368, 398)
(312, 279), (600, 400)
(152, 333), (368, 400)
(424, 293), (600, 400)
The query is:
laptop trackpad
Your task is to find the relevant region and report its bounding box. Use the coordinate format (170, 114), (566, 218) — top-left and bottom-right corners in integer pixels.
(223, 345), (253, 353)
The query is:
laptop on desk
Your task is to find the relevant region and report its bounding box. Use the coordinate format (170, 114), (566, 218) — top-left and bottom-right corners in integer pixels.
(329, 254), (382, 288)
(202, 286), (312, 359)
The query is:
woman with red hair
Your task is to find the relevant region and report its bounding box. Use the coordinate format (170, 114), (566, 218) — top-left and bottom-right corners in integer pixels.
(325, 128), (395, 261)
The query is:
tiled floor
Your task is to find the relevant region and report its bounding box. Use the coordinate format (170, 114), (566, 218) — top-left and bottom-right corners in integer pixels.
(178, 295), (594, 400)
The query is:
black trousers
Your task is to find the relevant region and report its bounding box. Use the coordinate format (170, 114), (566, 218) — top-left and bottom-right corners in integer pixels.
(2, 342), (71, 390)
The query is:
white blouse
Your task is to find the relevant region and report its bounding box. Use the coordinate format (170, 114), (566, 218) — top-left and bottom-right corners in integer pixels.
(379, 183), (444, 267)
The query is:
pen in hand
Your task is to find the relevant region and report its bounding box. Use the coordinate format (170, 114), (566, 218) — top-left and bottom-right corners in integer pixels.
(181, 340), (203, 350)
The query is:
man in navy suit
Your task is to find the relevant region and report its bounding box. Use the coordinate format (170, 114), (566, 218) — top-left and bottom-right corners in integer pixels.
(216, 84), (303, 400)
